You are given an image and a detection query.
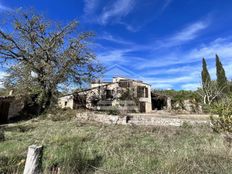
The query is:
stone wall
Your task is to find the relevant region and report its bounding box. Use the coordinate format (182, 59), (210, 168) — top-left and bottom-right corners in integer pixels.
(76, 112), (209, 127)
(172, 99), (202, 114)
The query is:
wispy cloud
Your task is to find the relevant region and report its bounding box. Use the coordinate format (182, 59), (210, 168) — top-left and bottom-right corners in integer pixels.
(97, 48), (143, 64)
(155, 20), (209, 48)
(142, 65), (199, 76)
(99, 0), (135, 25)
(97, 35), (232, 90)
(133, 37), (232, 90)
(161, 0), (172, 12)
(98, 32), (133, 45)
(151, 83), (173, 90)
(0, 2), (12, 12)
(82, 0), (172, 32)
(171, 21), (208, 42)
(83, 0), (99, 16)
(137, 36), (232, 70)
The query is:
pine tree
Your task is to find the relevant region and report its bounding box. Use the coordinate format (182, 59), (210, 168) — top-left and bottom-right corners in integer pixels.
(201, 58), (211, 86)
(216, 54), (228, 93)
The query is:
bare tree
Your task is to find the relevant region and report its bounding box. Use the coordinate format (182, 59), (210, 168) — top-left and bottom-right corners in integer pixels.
(197, 80), (225, 105)
(0, 11), (103, 113)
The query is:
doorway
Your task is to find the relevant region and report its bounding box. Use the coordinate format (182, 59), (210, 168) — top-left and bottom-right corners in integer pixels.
(152, 97), (167, 110)
(0, 101), (10, 124)
(139, 102), (146, 113)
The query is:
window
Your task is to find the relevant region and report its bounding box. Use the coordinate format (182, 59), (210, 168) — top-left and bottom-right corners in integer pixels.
(145, 88), (148, 98)
(137, 86), (143, 97)
(119, 80), (131, 88)
(137, 86), (148, 98)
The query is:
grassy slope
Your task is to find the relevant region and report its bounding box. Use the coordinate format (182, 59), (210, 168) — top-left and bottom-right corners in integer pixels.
(0, 116), (232, 174)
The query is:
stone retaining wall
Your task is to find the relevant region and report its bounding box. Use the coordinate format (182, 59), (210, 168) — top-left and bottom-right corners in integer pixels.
(76, 112), (209, 127)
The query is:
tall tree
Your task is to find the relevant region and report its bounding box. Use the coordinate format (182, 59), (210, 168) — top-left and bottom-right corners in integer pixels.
(201, 58), (211, 86)
(0, 11), (103, 113)
(216, 54), (228, 93)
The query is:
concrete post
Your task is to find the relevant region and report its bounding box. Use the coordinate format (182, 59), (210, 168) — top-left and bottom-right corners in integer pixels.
(23, 145), (43, 174)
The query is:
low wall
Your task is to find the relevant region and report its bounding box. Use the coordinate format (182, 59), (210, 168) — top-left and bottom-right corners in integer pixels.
(76, 112), (209, 127)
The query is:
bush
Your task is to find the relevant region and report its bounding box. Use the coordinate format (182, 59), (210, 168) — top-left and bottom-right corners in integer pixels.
(210, 97), (232, 147)
(210, 97), (232, 133)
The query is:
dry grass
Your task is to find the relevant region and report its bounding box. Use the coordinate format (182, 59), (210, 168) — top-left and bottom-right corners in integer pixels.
(0, 113), (232, 173)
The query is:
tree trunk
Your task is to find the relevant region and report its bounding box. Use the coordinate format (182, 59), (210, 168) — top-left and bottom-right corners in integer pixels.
(37, 88), (53, 114)
(203, 95), (207, 104)
(23, 145), (43, 174)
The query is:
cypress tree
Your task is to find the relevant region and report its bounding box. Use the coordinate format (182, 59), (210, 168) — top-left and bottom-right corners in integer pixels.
(216, 54), (228, 93)
(201, 58), (211, 87)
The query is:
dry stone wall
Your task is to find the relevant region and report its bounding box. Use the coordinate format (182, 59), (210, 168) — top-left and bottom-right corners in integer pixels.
(76, 112), (209, 127)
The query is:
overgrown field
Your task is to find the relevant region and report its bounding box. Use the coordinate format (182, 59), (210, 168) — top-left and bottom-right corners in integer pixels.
(0, 114), (232, 174)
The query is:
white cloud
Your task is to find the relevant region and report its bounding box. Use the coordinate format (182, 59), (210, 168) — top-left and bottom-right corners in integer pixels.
(0, 2), (12, 12)
(143, 65), (200, 76)
(97, 48), (141, 64)
(99, 0), (135, 24)
(137, 37), (232, 70)
(98, 32), (133, 45)
(83, 0), (99, 16)
(97, 50), (127, 63)
(144, 76), (197, 84)
(155, 20), (209, 49)
(171, 21), (208, 42)
(151, 83), (173, 90)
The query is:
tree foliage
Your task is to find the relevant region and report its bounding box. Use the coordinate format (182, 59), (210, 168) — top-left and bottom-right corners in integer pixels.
(201, 58), (211, 87)
(153, 89), (200, 102)
(0, 11), (103, 113)
(216, 54), (228, 93)
(199, 55), (228, 105)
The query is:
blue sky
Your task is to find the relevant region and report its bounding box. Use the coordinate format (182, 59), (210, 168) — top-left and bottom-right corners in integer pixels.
(1, 0), (232, 90)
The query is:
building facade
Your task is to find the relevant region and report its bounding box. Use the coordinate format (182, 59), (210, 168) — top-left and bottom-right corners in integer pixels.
(58, 77), (152, 113)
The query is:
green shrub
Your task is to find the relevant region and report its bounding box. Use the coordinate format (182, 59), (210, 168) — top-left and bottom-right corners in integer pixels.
(210, 97), (232, 133)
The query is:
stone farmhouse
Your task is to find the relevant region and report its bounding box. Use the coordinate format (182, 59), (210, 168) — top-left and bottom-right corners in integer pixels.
(58, 77), (172, 113)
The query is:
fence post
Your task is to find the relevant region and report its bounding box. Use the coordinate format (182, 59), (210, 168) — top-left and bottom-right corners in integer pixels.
(23, 145), (43, 174)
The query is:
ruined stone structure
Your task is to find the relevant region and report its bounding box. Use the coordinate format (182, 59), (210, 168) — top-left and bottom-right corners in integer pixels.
(151, 93), (172, 111)
(58, 77), (152, 113)
(0, 96), (24, 124)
